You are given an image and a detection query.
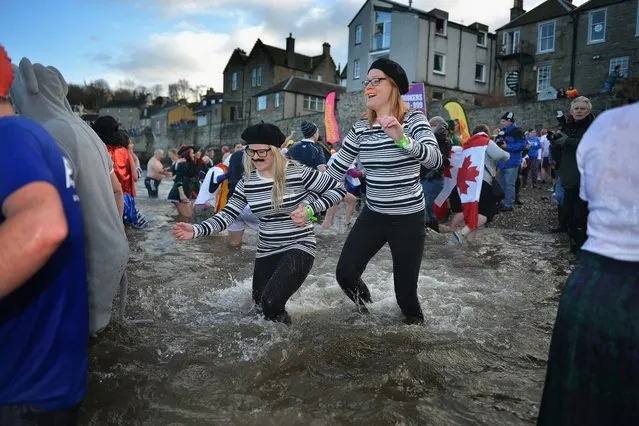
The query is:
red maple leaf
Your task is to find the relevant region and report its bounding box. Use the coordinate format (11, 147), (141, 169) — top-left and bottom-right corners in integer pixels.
(457, 155), (480, 195)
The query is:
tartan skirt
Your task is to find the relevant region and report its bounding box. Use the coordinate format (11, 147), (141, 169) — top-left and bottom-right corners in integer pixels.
(537, 251), (639, 425)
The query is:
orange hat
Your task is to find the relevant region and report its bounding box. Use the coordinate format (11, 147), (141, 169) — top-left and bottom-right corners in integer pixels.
(0, 45), (13, 99)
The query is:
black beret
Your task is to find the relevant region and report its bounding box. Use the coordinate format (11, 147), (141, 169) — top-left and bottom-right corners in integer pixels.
(369, 58), (409, 95)
(178, 145), (193, 156)
(241, 122), (286, 147)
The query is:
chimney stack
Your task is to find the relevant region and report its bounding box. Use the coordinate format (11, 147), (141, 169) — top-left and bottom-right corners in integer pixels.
(322, 42), (331, 57)
(510, 0), (525, 21)
(286, 33), (295, 67)
(408, 0), (413, 10)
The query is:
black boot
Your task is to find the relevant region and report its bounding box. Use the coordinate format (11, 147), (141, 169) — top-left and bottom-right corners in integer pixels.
(550, 205), (567, 233)
(428, 221), (440, 233)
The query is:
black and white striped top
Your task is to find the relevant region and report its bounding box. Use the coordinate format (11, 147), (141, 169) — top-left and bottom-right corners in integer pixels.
(192, 163), (345, 258)
(327, 110), (442, 215)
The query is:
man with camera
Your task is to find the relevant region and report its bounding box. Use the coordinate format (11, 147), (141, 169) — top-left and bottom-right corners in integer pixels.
(495, 112), (526, 212)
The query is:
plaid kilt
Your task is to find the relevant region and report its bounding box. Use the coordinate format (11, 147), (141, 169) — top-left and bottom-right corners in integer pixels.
(537, 251), (639, 425)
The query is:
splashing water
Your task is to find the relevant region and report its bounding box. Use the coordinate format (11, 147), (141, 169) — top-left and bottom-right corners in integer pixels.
(80, 180), (570, 425)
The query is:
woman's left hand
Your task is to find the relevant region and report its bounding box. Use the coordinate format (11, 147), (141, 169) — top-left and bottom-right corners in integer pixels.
(290, 204), (309, 227)
(378, 116), (404, 141)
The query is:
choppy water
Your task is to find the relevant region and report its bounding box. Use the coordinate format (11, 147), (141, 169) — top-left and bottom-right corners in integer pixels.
(79, 180), (572, 425)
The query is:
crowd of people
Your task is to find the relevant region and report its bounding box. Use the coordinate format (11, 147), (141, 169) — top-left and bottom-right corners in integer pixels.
(1, 44), (638, 425)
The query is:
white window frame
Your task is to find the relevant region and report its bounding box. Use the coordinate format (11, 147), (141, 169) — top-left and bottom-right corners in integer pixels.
(355, 25), (362, 45)
(373, 11), (391, 50)
(537, 20), (556, 54)
(353, 59), (360, 79)
(536, 64), (552, 93)
(512, 31), (521, 53)
(502, 32), (510, 54)
(303, 95), (324, 112)
(588, 8), (607, 44)
(433, 53), (446, 75)
(274, 93), (280, 108)
(231, 72), (237, 91)
(610, 56), (629, 77)
(475, 63), (486, 83)
(316, 74), (323, 82)
(257, 95), (267, 111)
(477, 31), (487, 47)
(256, 67), (262, 86)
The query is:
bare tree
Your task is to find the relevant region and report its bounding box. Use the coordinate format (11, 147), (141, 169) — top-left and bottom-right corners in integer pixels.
(118, 79), (136, 91)
(150, 84), (163, 98)
(168, 83), (180, 101)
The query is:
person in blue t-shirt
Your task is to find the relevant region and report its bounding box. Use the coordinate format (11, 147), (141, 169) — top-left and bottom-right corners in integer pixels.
(496, 112), (526, 211)
(286, 120), (327, 171)
(0, 72), (88, 423)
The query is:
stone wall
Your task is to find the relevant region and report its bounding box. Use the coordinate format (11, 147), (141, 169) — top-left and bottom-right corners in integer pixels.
(138, 90), (626, 154)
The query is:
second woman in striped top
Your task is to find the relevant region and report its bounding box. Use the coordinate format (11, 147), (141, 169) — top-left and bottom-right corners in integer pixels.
(173, 123), (346, 324)
(327, 58), (443, 325)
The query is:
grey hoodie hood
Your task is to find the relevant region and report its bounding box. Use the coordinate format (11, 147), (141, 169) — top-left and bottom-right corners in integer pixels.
(10, 57), (129, 336)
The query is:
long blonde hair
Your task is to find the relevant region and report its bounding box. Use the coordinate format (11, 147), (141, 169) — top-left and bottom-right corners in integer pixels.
(243, 147), (289, 212)
(366, 76), (409, 127)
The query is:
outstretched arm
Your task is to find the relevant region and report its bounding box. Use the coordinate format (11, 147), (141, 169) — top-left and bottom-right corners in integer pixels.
(300, 166), (346, 216)
(191, 180), (248, 238)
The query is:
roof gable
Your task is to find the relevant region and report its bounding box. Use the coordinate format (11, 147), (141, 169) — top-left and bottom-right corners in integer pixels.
(498, 0), (576, 31)
(223, 48), (248, 73)
(576, 0), (627, 12)
(253, 76), (346, 98)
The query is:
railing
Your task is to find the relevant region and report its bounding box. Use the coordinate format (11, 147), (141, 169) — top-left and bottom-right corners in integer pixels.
(497, 40), (535, 58)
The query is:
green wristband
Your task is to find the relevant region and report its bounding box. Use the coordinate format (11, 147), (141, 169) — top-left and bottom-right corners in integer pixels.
(395, 134), (409, 148)
(306, 206), (318, 222)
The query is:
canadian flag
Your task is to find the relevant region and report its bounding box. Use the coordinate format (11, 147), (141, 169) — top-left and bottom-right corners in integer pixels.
(435, 133), (490, 230)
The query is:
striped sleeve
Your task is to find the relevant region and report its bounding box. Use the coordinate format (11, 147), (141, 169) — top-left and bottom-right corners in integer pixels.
(299, 166), (346, 215)
(326, 124), (360, 183)
(404, 110), (443, 170)
(192, 179), (248, 238)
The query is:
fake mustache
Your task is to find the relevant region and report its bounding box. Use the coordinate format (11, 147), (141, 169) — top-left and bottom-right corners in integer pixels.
(252, 158), (265, 162)
(365, 88), (377, 96)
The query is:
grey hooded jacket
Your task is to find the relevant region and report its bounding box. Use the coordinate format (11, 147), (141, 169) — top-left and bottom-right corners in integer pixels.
(10, 58), (129, 335)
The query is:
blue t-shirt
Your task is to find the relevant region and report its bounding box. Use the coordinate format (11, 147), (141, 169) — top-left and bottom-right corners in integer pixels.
(0, 116), (88, 410)
(287, 140), (327, 170)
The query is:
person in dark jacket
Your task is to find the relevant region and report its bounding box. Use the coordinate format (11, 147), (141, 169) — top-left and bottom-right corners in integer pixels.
(550, 96), (595, 253)
(420, 116), (451, 232)
(496, 112), (526, 211)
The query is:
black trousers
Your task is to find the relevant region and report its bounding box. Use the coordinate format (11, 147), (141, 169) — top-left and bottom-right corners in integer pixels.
(0, 403), (80, 426)
(562, 187), (588, 253)
(252, 249), (314, 321)
(144, 177), (161, 198)
(335, 206), (425, 320)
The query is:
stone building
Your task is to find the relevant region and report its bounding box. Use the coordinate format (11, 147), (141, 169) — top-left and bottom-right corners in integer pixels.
(572, 0), (639, 95)
(250, 76), (346, 122)
(496, 0), (638, 100)
(222, 34), (339, 123)
(99, 99), (148, 130)
(346, 0), (497, 103)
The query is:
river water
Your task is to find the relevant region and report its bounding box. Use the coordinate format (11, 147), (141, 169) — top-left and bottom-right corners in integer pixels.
(79, 181), (572, 425)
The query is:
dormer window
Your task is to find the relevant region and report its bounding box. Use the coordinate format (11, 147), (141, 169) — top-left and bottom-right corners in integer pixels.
(435, 18), (447, 35)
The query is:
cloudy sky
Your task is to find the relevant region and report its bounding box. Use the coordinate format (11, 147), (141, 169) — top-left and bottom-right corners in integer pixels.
(4, 0), (587, 93)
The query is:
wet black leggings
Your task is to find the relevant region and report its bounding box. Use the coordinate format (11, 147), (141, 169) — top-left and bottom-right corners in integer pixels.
(335, 207), (425, 320)
(252, 249), (314, 321)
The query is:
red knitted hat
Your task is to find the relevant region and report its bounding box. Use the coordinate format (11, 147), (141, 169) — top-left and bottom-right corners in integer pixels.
(0, 45), (13, 99)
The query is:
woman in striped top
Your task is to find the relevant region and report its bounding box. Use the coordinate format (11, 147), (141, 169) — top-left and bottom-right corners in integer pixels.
(173, 123), (346, 324)
(327, 58), (443, 325)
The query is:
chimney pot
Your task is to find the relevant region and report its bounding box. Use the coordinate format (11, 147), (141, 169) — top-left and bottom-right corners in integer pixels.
(286, 33), (295, 68)
(322, 42), (330, 57)
(510, 0), (525, 21)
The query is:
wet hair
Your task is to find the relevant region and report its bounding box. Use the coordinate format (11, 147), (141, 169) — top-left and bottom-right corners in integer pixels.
(472, 125), (490, 135)
(113, 130), (130, 148)
(527, 128), (535, 133)
(92, 116), (120, 146)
